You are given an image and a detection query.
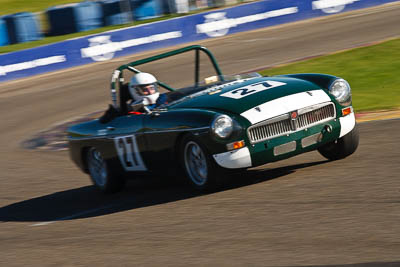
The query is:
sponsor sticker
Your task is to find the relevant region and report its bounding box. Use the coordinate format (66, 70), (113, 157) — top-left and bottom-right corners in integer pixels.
(196, 7), (298, 37)
(81, 31), (183, 62)
(0, 56), (66, 76)
(312, 0), (360, 13)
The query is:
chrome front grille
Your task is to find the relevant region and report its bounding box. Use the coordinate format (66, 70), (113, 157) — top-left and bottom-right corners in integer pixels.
(297, 103), (335, 128)
(247, 102), (336, 144)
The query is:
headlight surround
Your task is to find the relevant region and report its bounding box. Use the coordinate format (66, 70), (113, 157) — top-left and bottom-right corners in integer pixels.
(211, 115), (234, 139)
(329, 79), (352, 106)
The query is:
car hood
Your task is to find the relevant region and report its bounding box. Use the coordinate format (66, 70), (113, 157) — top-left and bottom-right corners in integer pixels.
(170, 76), (329, 115)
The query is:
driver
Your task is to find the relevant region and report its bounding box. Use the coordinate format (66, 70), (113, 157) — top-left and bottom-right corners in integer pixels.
(129, 72), (167, 111)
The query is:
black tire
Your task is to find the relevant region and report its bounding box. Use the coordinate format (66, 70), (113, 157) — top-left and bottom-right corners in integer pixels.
(86, 147), (126, 193)
(318, 124), (359, 160)
(179, 135), (222, 191)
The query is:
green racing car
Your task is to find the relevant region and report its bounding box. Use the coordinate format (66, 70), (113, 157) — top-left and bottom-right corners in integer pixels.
(67, 45), (359, 193)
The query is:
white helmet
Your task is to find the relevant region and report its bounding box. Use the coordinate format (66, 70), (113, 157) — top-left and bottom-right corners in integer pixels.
(129, 72), (160, 105)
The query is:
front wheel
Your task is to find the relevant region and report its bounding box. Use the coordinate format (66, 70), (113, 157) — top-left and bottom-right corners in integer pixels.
(318, 124), (359, 160)
(179, 135), (221, 191)
(86, 147), (126, 193)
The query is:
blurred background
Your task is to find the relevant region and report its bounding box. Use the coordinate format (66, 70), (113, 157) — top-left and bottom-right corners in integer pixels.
(0, 0), (256, 47)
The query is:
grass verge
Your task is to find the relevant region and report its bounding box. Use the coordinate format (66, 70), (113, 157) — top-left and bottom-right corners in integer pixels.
(0, 0), (81, 15)
(259, 38), (400, 112)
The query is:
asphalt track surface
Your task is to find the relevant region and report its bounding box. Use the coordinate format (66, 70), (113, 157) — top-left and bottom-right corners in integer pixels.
(1, 3), (400, 266)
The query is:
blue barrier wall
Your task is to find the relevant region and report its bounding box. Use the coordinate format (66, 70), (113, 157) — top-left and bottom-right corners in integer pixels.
(74, 1), (103, 31)
(2, 13), (42, 44)
(100, 0), (130, 26)
(47, 2), (103, 35)
(132, 0), (163, 20)
(47, 5), (78, 35)
(0, 19), (9, 46)
(1, 0), (398, 82)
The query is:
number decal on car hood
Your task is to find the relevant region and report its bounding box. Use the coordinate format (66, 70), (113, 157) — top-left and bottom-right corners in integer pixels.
(220, 81), (286, 99)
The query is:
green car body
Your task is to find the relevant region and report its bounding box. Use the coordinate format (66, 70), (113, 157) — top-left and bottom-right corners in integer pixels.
(68, 45), (358, 192)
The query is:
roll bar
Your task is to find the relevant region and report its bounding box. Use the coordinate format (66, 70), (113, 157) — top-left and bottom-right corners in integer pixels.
(110, 45), (223, 108)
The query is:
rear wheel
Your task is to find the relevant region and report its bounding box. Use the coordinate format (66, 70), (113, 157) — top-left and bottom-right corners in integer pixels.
(318, 124), (359, 160)
(86, 147), (125, 193)
(180, 135), (221, 191)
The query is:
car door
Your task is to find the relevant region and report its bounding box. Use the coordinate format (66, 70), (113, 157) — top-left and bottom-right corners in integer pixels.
(142, 110), (183, 171)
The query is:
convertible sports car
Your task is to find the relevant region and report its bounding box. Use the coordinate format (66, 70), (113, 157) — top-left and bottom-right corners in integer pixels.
(68, 45), (359, 193)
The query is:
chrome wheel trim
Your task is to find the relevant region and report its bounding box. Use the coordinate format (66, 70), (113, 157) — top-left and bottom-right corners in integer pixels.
(87, 148), (108, 187)
(184, 141), (208, 186)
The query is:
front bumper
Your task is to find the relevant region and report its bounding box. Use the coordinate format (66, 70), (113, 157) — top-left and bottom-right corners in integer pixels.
(212, 147), (252, 169)
(339, 111), (356, 137)
(212, 111), (355, 169)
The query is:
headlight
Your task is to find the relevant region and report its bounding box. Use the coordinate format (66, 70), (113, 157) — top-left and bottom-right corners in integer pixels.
(211, 115), (234, 139)
(329, 79), (352, 106)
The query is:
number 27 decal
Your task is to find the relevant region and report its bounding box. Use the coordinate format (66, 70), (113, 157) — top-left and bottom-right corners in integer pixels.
(114, 135), (147, 171)
(220, 80), (286, 99)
